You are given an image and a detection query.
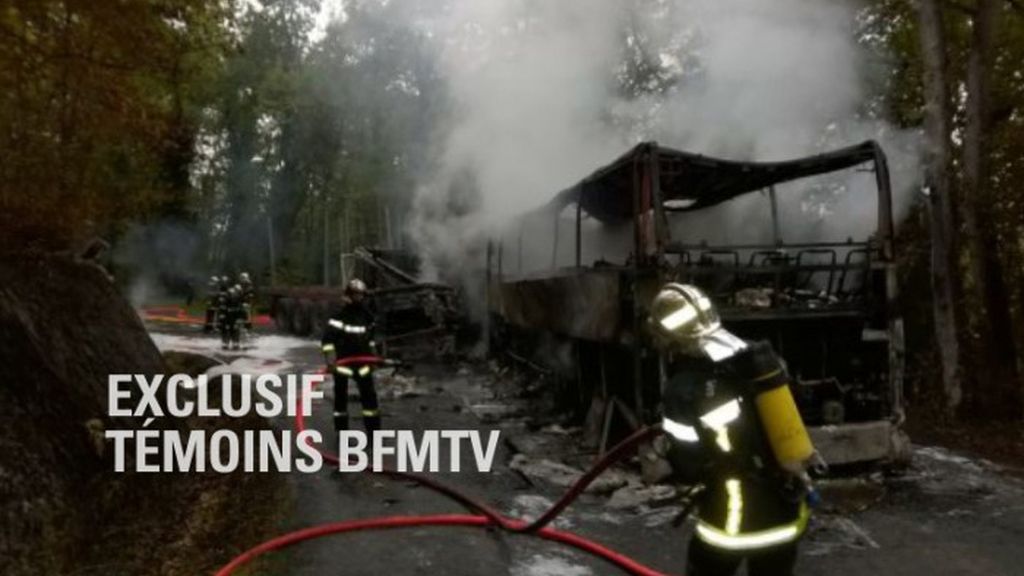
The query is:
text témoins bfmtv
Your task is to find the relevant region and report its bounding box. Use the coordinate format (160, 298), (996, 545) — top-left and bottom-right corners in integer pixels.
(103, 374), (500, 473)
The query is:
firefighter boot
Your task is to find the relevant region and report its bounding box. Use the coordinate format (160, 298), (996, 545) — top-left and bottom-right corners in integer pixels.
(362, 409), (381, 434)
(333, 411), (350, 432)
(354, 372), (381, 434)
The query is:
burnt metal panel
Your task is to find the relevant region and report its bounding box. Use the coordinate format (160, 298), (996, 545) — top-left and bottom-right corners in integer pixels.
(266, 247), (461, 361)
(809, 421), (908, 465)
(497, 270), (623, 341)
(546, 140), (885, 223)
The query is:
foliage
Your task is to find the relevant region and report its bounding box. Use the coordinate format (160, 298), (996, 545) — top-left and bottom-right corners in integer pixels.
(1, 0), (1023, 418)
(0, 0), (232, 249)
(192, 0), (445, 284)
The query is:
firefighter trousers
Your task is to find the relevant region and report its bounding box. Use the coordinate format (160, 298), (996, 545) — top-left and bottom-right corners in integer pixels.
(220, 319), (240, 348)
(686, 534), (798, 576)
(332, 368), (380, 433)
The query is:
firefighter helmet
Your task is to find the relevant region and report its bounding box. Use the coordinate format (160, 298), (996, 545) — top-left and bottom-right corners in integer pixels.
(649, 283), (747, 361)
(345, 278), (367, 296)
(238, 272), (251, 284)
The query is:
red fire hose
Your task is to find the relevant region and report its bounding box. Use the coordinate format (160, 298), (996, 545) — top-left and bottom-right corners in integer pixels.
(215, 356), (674, 576)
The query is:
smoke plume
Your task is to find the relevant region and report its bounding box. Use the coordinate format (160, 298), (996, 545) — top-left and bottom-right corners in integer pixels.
(407, 0), (921, 280)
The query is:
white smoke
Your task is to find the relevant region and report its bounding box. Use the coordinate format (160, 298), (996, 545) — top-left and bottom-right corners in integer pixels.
(407, 0), (921, 279)
(644, 0), (865, 158)
(433, 1), (631, 224)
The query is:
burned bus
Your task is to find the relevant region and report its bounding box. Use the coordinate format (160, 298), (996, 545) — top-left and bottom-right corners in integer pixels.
(267, 247), (461, 360)
(487, 141), (907, 465)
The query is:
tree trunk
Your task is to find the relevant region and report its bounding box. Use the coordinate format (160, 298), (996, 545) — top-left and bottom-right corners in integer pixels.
(961, 0), (1021, 419)
(916, 0), (963, 414)
(160, 52), (196, 221)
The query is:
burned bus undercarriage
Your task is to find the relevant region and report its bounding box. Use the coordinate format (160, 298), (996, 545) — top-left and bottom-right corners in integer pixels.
(267, 247), (461, 361)
(488, 141), (908, 466)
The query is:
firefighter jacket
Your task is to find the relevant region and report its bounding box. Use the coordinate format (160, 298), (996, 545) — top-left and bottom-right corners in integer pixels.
(218, 292), (245, 327)
(320, 300), (376, 362)
(662, 341), (809, 551)
(240, 281), (255, 305)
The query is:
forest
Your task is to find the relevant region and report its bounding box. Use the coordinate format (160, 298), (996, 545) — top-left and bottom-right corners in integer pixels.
(1, 0), (1022, 423)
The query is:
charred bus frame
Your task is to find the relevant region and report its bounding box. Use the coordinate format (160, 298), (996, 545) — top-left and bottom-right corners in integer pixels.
(487, 141), (907, 465)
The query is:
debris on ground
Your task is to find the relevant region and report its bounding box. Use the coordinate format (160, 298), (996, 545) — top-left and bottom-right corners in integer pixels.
(509, 454), (630, 495)
(606, 483), (679, 511)
(804, 516), (882, 556)
(504, 430), (576, 460)
(815, 477), (887, 514)
(377, 373), (430, 399)
(470, 402), (527, 423)
(641, 505), (685, 528)
(639, 439), (674, 485)
(540, 423), (577, 436)
(508, 495), (574, 529)
(512, 551), (594, 576)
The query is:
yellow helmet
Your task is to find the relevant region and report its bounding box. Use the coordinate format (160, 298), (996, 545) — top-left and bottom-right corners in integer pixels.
(649, 283), (747, 361)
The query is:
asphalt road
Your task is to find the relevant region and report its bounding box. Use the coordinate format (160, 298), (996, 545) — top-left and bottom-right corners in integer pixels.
(152, 328), (1024, 576)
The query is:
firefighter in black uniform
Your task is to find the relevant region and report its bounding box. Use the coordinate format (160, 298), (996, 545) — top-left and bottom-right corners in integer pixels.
(238, 272), (254, 330)
(219, 284), (245, 350)
(649, 283), (821, 576)
(320, 278), (380, 433)
(203, 276), (220, 333)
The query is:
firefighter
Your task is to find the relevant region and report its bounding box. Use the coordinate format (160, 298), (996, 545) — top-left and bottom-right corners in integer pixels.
(320, 278), (380, 433)
(238, 271), (255, 333)
(219, 284), (245, 350)
(649, 283), (820, 576)
(203, 276), (220, 333)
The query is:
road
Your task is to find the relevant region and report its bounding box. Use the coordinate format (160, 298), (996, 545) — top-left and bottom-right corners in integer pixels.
(152, 328), (1024, 576)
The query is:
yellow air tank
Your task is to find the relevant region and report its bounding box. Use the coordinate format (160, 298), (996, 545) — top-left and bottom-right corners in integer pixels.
(755, 382), (814, 470)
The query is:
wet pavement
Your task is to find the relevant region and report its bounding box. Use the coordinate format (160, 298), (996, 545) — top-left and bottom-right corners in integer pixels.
(151, 327), (1024, 576)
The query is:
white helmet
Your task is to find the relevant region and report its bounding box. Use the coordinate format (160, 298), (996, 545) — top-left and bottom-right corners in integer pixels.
(346, 278), (367, 295)
(649, 283), (747, 361)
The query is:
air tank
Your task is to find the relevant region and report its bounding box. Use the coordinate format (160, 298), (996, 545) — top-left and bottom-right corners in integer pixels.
(755, 382), (814, 471)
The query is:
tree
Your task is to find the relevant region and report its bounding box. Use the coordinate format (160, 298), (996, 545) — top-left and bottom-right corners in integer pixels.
(211, 0), (317, 277)
(960, 0), (1022, 419)
(0, 0), (231, 249)
(915, 0), (965, 414)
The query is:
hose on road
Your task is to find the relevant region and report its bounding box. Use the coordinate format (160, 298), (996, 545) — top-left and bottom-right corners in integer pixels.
(215, 355), (675, 576)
